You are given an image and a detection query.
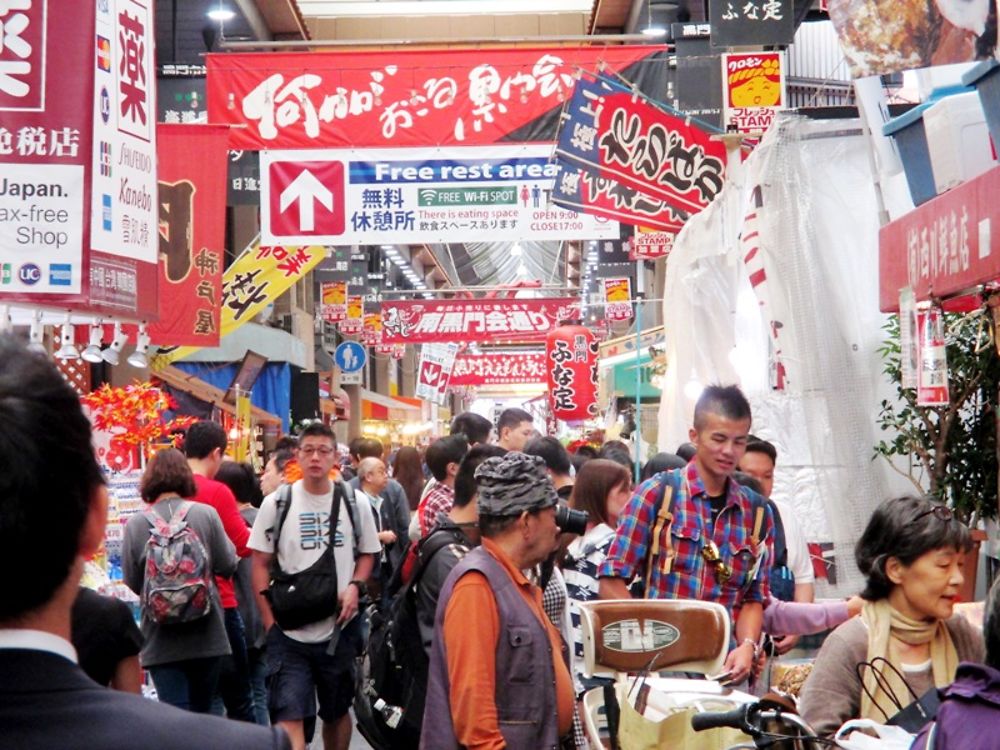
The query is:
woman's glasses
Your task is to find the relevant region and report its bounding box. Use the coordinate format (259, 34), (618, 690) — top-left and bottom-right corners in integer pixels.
(701, 540), (733, 584)
(912, 505), (954, 524)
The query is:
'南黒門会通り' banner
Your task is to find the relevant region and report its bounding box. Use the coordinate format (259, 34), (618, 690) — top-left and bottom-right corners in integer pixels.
(260, 145), (618, 246)
(206, 46), (667, 150)
(381, 298), (580, 344)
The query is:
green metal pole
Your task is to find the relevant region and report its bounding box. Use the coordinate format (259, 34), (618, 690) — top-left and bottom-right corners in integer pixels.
(634, 260), (642, 484)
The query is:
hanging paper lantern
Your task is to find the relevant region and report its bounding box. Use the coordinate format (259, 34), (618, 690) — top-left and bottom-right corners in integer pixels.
(546, 325), (599, 422)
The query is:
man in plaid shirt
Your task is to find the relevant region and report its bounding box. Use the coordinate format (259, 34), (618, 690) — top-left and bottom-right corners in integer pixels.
(599, 385), (773, 684)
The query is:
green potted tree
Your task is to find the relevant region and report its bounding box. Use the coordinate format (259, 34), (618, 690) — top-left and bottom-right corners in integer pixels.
(875, 310), (1000, 601)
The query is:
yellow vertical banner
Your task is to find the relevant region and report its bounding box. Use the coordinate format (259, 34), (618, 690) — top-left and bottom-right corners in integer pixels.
(152, 241), (326, 368)
(234, 389), (253, 463)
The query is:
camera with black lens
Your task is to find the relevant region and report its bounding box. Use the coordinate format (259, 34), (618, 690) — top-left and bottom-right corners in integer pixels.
(554, 503), (588, 536)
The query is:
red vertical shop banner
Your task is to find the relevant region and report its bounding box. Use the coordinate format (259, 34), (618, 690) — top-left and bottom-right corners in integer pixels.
(0, 0), (94, 302)
(546, 325), (599, 422)
(148, 124), (229, 347)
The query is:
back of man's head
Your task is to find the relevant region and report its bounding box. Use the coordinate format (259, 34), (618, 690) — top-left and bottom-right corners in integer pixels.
(524, 436), (571, 477)
(355, 437), (384, 460)
(453, 444), (507, 508)
(183, 420), (227, 460)
(676, 442), (697, 462)
(425, 434), (470, 481)
(0, 337), (105, 622)
(497, 407), (533, 435)
(693, 384), (752, 430)
(450, 411), (493, 445)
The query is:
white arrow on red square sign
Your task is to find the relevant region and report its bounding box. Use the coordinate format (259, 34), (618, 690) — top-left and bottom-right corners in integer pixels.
(261, 154), (345, 244)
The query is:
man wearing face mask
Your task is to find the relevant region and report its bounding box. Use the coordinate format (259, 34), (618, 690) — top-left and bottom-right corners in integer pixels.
(422, 453), (576, 750)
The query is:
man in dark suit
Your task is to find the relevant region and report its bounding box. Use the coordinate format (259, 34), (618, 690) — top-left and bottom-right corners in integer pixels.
(0, 335), (290, 750)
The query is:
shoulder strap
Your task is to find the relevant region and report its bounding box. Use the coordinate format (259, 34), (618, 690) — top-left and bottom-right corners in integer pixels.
(273, 483), (294, 552)
(645, 477), (676, 596)
(767, 499), (788, 568)
(338, 480), (362, 554)
(414, 527), (466, 585)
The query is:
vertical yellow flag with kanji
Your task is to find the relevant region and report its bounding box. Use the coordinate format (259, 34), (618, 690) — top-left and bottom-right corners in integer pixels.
(152, 241), (325, 368)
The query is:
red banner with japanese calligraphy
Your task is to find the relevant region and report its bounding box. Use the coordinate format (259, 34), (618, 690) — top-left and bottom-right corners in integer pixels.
(555, 75), (727, 216)
(450, 353), (548, 386)
(206, 46), (665, 150)
(546, 325), (599, 421)
(148, 125), (228, 347)
(380, 298), (581, 344)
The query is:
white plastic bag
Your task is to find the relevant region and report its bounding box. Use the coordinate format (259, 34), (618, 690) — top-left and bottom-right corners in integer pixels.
(834, 718), (915, 750)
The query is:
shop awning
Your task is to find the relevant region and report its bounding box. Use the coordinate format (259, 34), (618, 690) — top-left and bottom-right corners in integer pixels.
(320, 387), (350, 420)
(361, 388), (421, 421)
(154, 364), (283, 426)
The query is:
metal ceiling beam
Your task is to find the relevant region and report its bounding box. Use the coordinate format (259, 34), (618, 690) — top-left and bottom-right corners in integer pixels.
(219, 30), (666, 48)
(233, 0), (274, 40)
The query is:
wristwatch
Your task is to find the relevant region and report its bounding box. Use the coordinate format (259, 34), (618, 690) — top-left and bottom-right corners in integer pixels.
(348, 579), (367, 596)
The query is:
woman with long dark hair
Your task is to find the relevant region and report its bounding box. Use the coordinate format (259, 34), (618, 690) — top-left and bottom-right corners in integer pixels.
(391, 445), (425, 512)
(122, 448), (237, 714)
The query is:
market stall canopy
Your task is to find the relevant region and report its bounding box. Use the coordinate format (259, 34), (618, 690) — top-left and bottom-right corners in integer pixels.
(321, 387), (351, 421)
(361, 388), (421, 421)
(154, 364), (283, 427)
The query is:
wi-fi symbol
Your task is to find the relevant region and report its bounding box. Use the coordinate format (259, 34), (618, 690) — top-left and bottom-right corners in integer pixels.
(419, 188), (437, 202)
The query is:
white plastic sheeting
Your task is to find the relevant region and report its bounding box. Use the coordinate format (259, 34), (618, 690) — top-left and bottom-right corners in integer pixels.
(657, 113), (900, 593)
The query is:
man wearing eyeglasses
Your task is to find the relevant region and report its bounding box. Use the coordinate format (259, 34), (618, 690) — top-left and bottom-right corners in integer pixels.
(598, 385), (774, 686)
(249, 423), (381, 750)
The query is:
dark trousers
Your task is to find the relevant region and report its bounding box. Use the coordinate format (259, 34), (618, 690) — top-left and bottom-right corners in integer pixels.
(149, 656), (223, 713)
(215, 607), (256, 722)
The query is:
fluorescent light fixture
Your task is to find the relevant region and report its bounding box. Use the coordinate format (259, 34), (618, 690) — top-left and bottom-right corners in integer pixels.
(207, 8), (236, 21)
(422, 292), (435, 299)
(127, 323), (151, 369)
(81, 322), (104, 363)
(380, 245), (394, 250)
(640, 25), (666, 36)
(102, 322), (129, 365)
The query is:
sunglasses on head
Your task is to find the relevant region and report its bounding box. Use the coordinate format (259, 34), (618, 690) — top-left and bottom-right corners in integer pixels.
(701, 540), (733, 585)
(912, 505), (954, 524)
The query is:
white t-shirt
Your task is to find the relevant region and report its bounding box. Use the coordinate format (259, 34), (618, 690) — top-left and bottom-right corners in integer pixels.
(772, 499), (815, 585)
(249, 480), (381, 643)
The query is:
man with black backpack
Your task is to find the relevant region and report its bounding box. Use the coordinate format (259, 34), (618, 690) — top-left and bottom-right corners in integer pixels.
(249, 424), (380, 750)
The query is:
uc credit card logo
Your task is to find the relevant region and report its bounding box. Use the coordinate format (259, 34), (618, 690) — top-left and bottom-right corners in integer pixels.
(19, 264), (41, 286)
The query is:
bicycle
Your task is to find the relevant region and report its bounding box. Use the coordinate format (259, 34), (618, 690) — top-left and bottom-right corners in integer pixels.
(691, 698), (835, 750)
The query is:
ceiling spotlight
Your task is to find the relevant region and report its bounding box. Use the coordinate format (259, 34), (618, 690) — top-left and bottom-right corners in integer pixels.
(207, 8), (236, 21)
(56, 314), (79, 360)
(102, 322), (129, 365)
(127, 323), (151, 368)
(81, 321), (104, 363)
(27, 310), (45, 354)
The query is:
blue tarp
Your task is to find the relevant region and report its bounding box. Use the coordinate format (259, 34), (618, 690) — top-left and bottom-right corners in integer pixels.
(173, 361), (291, 433)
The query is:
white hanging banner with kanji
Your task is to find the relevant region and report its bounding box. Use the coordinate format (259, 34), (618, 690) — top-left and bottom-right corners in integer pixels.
(415, 343), (459, 404)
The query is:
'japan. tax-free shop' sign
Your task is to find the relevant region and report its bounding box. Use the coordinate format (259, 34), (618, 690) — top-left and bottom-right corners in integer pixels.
(260, 144), (618, 246)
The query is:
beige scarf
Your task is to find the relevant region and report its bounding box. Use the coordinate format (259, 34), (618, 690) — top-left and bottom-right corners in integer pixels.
(859, 599), (958, 722)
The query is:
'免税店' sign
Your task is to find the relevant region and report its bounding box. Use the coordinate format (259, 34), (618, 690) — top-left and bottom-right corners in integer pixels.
(380, 298), (580, 344)
(449, 352), (547, 386)
(0, 0), (158, 317)
(206, 46), (664, 150)
(878, 165), (1000, 312)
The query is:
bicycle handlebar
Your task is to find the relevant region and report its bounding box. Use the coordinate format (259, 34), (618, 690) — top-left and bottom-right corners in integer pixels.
(690, 705), (750, 733)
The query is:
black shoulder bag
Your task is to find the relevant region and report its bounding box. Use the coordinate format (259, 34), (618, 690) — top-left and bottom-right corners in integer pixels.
(266, 483), (343, 631)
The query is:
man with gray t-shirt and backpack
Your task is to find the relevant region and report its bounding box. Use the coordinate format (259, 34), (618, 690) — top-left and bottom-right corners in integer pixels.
(250, 424), (380, 750)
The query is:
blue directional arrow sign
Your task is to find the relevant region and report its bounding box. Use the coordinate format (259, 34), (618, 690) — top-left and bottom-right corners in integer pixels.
(334, 341), (366, 373)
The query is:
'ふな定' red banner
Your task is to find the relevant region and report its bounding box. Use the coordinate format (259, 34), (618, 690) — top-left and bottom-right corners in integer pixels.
(449, 353), (548, 386)
(206, 46), (663, 150)
(380, 298), (580, 344)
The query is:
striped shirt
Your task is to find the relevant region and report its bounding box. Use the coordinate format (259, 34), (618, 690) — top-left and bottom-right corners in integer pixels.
(563, 524), (616, 671)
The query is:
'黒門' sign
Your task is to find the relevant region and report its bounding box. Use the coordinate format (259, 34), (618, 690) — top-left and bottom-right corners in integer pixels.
(381, 298), (580, 344)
